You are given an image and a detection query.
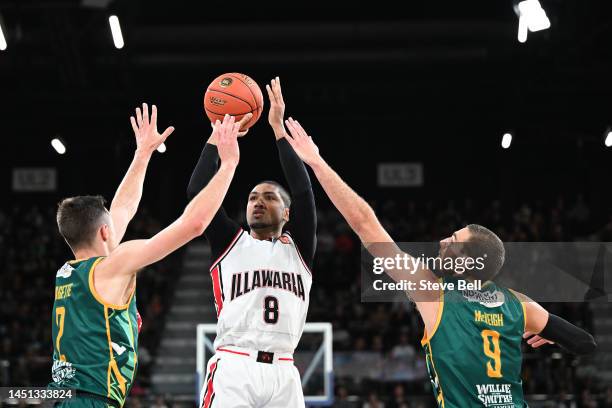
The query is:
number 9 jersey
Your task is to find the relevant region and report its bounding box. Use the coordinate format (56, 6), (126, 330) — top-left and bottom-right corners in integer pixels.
(209, 229), (312, 353)
(420, 276), (527, 408)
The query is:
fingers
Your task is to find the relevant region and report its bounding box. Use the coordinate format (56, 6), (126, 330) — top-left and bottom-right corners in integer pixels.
(237, 113), (253, 129)
(136, 107), (143, 127)
(151, 104), (158, 128)
(160, 126), (175, 141)
(285, 117), (309, 140)
(275, 76), (284, 105)
(523, 332), (534, 339)
(130, 116), (139, 134)
(218, 114), (235, 143)
(531, 338), (550, 348)
(266, 84), (276, 104)
(284, 118), (298, 138)
(142, 103), (149, 125)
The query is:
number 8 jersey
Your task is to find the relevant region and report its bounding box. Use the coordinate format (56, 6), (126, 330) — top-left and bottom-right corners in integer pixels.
(420, 276), (527, 408)
(209, 229), (312, 353)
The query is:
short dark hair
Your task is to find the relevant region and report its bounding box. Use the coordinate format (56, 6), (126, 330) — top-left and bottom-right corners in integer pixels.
(464, 224), (505, 281)
(255, 180), (291, 208)
(57, 195), (109, 250)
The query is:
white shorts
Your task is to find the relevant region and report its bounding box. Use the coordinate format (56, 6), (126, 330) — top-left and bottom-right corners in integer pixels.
(199, 346), (305, 408)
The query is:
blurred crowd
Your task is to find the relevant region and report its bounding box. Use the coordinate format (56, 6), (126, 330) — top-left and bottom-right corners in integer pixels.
(1, 193), (611, 407)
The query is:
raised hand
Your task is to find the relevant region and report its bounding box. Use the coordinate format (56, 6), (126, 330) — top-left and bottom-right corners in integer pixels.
(214, 114), (241, 168)
(284, 117), (321, 166)
(523, 332), (554, 349)
(266, 76), (286, 136)
(130, 103), (175, 155)
(209, 113), (252, 141)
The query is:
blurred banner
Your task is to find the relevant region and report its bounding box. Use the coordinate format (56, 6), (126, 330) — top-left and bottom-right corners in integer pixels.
(377, 163), (423, 187)
(12, 168), (57, 192)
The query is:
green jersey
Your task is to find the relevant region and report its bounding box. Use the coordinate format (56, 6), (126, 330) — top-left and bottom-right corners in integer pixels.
(421, 276), (527, 408)
(48, 257), (139, 407)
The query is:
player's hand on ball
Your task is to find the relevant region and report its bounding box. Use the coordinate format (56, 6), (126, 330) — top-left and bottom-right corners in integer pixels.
(130, 103), (175, 155)
(209, 113), (253, 140)
(284, 117), (321, 166)
(523, 332), (554, 349)
(266, 76), (286, 134)
(236, 113), (253, 137)
(210, 113), (253, 139)
(215, 114), (241, 168)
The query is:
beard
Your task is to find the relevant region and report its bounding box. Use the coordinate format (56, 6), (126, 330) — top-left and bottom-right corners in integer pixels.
(249, 221), (275, 230)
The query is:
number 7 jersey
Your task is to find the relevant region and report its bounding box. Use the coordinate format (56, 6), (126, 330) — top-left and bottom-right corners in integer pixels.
(421, 276), (527, 408)
(209, 230), (312, 353)
(48, 257), (139, 407)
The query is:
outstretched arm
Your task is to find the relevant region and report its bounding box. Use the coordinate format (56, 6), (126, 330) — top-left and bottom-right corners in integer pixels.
(110, 103), (175, 243)
(283, 119), (439, 318)
(186, 114), (252, 257)
(100, 115), (241, 277)
(266, 77), (316, 266)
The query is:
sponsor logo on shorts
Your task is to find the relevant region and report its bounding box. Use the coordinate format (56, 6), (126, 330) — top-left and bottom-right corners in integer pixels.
(52, 360), (76, 383)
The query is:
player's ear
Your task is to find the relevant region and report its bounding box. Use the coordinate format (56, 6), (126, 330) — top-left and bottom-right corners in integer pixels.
(100, 224), (110, 242)
(283, 207), (290, 223)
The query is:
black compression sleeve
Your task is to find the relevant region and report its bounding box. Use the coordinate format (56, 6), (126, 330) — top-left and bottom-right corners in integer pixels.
(277, 138), (317, 267)
(539, 313), (597, 355)
(187, 143), (241, 259)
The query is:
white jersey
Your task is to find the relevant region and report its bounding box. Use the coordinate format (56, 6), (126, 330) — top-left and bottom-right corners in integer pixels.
(209, 229), (312, 353)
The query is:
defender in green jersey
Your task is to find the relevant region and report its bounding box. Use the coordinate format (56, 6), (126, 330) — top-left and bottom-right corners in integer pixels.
(281, 119), (597, 408)
(49, 257), (139, 407)
(421, 275), (526, 407)
(49, 110), (246, 407)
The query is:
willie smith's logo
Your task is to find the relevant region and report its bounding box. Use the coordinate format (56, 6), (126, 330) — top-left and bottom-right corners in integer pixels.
(219, 77), (233, 88)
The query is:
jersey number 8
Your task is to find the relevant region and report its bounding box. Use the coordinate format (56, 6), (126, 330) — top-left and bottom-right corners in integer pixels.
(263, 296), (279, 324)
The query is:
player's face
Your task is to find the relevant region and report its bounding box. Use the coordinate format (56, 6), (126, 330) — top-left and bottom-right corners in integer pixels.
(246, 183), (288, 230)
(439, 227), (472, 259)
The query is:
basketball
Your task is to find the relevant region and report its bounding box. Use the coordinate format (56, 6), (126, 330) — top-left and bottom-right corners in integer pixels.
(204, 73), (264, 131)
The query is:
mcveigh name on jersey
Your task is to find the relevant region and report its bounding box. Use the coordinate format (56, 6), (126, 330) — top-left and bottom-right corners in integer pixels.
(230, 269), (306, 301)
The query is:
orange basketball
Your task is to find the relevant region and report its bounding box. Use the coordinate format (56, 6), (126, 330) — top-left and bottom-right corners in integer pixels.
(204, 73), (264, 131)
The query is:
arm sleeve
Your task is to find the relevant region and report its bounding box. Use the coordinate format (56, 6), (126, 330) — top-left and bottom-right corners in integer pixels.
(187, 143), (241, 260)
(277, 138), (317, 268)
(539, 313), (597, 355)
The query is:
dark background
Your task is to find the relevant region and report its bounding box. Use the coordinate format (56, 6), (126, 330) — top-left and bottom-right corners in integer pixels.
(1, 0), (611, 406)
(0, 0), (610, 218)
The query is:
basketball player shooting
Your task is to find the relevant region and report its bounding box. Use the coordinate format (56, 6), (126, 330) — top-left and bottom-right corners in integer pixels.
(48, 108), (242, 408)
(187, 78), (316, 408)
(282, 118), (597, 408)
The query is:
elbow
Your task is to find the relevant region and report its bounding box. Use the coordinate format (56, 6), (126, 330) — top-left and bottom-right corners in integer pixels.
(183, 216), (207, 239)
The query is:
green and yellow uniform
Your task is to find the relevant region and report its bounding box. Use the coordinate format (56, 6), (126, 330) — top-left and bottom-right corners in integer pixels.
(421, 276), (527, 408)
(48, 257), (138, 407)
